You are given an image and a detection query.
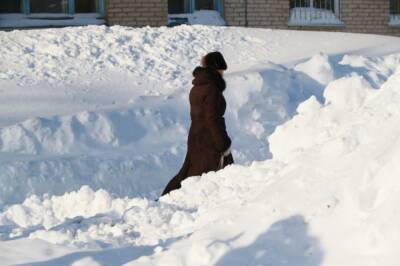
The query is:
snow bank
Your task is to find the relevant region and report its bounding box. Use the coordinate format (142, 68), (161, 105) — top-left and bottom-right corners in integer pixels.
(294, 53), (334, 85)
(0, 184), (198, 248)
(1, 68), (400, 265)
(131, 63), (400, 266)
(0, 103), (184, 155)
(0, 59), (324, 207)
(0, 26), (400, 208)
(269, 74), (375, 162)
(1, 25), (400, 265)
(0, 25), (223, 86)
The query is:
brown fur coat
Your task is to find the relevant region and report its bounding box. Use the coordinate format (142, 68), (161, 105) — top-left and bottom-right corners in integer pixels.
(162, 67), (233, 195)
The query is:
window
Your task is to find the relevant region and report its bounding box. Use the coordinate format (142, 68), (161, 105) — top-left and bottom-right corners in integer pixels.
(0, 0), (104, 15)
(30, 0), (68, 13)
(390, 0), (400, 26)
(168, 0), (225, 26)
(76, 0), (99, 13)
(289, 0), (343, 26)
(0, 0), (22, 13)
(0, 0), (105, 28)
(168, 0), (186, 14)
(196, 0), (214, 10)
(168, 0), (223, 14)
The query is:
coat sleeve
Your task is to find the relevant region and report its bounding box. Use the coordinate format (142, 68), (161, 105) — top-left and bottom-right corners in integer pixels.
(204, 88), (232, 153)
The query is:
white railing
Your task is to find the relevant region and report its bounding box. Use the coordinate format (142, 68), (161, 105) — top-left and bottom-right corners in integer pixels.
(390, 0), (400, 26)
(289, 0), (343, 26)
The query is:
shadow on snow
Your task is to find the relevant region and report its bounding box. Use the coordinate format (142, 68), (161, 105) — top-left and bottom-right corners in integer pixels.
(216, 215), (324, 266)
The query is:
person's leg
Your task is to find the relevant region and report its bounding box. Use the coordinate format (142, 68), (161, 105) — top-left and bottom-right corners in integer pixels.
(161, 153), (191, 196)
(223, 153), (234, 167)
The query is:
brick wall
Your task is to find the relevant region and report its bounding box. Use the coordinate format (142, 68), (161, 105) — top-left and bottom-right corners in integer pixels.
(340, 0), (400, 36)
(104, 0), (400, 36)
(106, 0), (168, 27)
(224, 0), (289, 28)
(223, 0), (400, 36)
(224, 0), (247, 26)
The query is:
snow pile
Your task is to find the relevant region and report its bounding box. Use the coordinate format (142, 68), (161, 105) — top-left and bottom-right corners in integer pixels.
(0, 103), (185, 155)
(1, 68), (400, 265)
(269, 74), (375, 161)
(0, 95), (190, 207)
(188, 10), (226, 26)
(0, 60), (322, 158)
(0, 25), (223, 85)
(0, 26), (399, 208)
(0, 59), (324, 207)
(0, 185), (188, 248)
(133, 64), (400, 266)
(294, 53), (334, 85)
(1, 25), (400, 265)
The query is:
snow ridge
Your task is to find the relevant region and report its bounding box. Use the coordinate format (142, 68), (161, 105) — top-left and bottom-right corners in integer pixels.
(0, 25), (223, 85)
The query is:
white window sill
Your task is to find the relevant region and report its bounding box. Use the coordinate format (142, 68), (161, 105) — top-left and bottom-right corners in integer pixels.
(288, 20), (345, 27)
(0, 14), (105, 28)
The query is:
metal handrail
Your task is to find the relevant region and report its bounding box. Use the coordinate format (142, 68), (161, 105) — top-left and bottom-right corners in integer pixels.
(289, 0), (341, 25)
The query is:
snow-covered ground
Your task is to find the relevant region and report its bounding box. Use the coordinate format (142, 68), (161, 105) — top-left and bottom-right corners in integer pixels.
(0, 25), (400, 265)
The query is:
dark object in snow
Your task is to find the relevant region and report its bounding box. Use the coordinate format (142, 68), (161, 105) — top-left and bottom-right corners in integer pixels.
(162, 66), (233, 196)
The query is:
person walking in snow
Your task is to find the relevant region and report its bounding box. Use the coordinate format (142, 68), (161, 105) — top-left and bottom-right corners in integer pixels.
(161, 52), (234, 196)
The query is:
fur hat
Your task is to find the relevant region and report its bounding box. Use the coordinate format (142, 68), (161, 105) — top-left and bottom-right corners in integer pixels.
(203, 52), (228, 71)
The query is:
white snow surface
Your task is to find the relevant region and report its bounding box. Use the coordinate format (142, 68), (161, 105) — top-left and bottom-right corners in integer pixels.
(1, 25), (400, 265)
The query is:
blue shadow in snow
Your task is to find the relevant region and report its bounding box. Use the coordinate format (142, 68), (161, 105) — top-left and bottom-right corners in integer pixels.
(216, 215), (324, 266)
(17, 245), (155, 266)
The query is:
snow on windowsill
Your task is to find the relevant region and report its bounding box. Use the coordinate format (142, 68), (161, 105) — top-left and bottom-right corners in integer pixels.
(288, 20), (345, 27)
(288, 7), (344, 27)
(168, 10), (226, 26)
(389, 15), (400, 27)
(0, 13), (105, 28)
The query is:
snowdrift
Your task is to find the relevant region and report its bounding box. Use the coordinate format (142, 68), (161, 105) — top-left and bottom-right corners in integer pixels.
(2, 65), (400, 266)
(2, 26), (375, 207)
(1, 25), (400, 265)
(1, 26), (400, 208)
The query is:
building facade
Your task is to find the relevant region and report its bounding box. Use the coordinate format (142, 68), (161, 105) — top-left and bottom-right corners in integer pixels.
(223, 0), (400, 36)
(0, 0), (399, 36)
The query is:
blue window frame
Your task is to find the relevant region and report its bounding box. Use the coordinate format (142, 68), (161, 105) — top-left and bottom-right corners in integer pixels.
(0, 0), (104, 16)
(168, 0), (224, 15)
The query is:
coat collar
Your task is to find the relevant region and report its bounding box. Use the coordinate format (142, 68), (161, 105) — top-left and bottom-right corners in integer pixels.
(192, 67), (226, 92)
